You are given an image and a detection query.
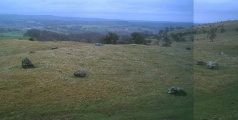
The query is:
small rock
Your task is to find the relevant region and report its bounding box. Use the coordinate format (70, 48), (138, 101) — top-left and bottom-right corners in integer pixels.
(22, 57), (35, 69)
(74, 70), (86, 77)
(95, 43), (103, 46)
(51, 47), (58, 50)
(29, 51), (35, 54)
(196, 60), (206, 65)
(186, 47), (191, 50)
(168, 86), (187, 96)
(217, 52), (224, 55)
(207, 61), (219, 69)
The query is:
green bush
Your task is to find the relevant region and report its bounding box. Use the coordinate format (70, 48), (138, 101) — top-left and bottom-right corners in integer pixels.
(101, 32), (119, 44)
(29, 37), (35, 41)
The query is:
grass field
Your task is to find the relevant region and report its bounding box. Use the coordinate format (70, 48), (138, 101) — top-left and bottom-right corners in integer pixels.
(0, 21), (237, 120)
(194, 21), (238, 120)
(0, 32), (27, 40)
(0, 39), (193, 119)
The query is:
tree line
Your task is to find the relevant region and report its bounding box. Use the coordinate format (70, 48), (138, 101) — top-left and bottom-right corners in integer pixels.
(25, 25), (220, 46)
(24, 29), (104, 43)
(0, 28), (20, 33)
(24, 29), (152, 45)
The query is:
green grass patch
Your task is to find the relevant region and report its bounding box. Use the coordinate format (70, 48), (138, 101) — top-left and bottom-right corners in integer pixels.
(0, 20), (237, 119)
(194, 21), (238, 120)
(0, 39), (193, 119)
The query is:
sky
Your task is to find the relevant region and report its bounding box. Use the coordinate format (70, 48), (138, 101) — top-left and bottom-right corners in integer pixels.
(0, 0), (237, 23)
(194, 0), (238, 23)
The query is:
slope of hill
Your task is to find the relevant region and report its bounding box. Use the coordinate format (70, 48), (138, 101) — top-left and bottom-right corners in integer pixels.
(194, 20), (238, 119)
(0, 20), (237, 119)
(0, 39), (193, 119)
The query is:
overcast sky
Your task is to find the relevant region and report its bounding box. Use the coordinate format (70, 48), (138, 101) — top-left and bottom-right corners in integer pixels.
(0, 0), (237, 23)
(194, 0), (238, 23)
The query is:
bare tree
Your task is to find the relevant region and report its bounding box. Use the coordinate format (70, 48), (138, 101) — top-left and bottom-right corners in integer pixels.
(208, 28), (217, 42)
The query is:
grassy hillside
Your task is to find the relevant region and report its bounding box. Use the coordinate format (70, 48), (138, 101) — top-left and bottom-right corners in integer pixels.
(194, 21), (238, 120)
(0, 39), (193, 119)
(0, 20), (237, 120)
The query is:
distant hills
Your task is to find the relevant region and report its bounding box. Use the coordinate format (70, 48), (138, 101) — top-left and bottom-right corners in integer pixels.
(3, 14), (217, 43)
(0, 14), (108, 21)
(0, 14), (194, 36)
(0, 14), (194, 24)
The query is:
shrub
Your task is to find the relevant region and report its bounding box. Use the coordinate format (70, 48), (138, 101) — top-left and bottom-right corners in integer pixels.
(101, 32), (119, 44)
(161, 33), (171, 47)
(131, 32), (144, 44)
(220, 27), (225, 33)
(207, 28), (217, 42)
(29, 37), (35, 41)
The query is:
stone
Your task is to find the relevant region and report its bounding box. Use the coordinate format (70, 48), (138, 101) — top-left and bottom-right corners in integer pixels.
(95, 43), (103, 46)
(74, 70), (86, 77)
(168, 86), (187, 96)
(217, 52), (224, 55)
(186, 47), (192, 50)
(196, 60), (206, 65)
(22, 57), (35, 69)
(51, 47), (58, 50)
(206, 61), (219, 69)
(29, 51), (35, 54)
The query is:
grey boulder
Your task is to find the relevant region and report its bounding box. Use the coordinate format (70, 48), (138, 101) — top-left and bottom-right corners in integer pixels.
(74, 70), (86, 77)
(22, 57), (35, 69)
(168, 86), (187, 96)
(207, 61), (219, 69)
